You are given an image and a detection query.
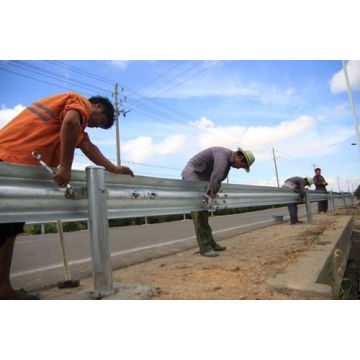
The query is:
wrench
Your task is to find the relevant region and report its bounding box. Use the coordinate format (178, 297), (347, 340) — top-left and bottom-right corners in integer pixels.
(32, 151), (76, 199)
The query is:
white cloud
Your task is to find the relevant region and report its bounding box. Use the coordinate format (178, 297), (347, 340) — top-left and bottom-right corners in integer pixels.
(334, 103), (348, 112)
(108, 61), (130, 70)
(123, 134), (185, 161)
(330, 60), (360, 93)
(144, 73), (295, 104)
(189, 115), (353, 161)
(260, 86), (296, 105)
(189, 116), (214, 129)
(121, 113), (354, 167)
(0, 104), (25, 128)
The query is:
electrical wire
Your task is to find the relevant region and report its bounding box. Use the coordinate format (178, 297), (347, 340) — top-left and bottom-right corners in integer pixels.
(44, 60), (246, 149)
(134, 61), (184, 93)
(74, 151), (181, 171)
(46, 60), (115, 85)
(131, 61), (205, 107)
(14, 61), (112, 95)
(0, 66), (93, 97)
(6, 61), (111, 97)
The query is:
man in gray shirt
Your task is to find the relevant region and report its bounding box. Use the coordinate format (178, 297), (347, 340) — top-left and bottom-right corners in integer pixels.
(182, 146), (255, 257)
(282, 176), (313, 224)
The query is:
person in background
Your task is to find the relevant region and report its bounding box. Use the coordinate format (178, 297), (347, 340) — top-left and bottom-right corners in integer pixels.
(0, 92), (134, 300)
(282, 176), (313, 225)
(182, 146), (255, 257)
(313, 168), (328, 213)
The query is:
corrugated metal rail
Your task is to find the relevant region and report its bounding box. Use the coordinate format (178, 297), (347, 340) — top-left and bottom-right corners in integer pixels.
(0, 162), (354, 297)
(0, 163), (351, 223)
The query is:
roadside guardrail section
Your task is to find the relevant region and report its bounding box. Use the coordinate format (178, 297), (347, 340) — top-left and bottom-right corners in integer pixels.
(0, 163), (354, 297)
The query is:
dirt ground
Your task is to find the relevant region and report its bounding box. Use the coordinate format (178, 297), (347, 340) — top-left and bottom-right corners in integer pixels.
(41, 204), (360, 300)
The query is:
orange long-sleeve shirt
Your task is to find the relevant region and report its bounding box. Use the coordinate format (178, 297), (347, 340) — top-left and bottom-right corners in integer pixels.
(0, 93), (91, 167)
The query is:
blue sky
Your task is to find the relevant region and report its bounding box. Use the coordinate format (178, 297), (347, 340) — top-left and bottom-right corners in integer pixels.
(1, 60), (359, 192)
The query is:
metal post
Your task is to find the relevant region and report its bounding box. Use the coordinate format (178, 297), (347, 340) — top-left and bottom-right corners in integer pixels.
(305, 189), (314, 224)
(351, 193), (354, 206)
(329, 191), (336, 212)
(41, 224), (45, 234)
(86, 166), (113, 297)
(341, 191), (346, 208)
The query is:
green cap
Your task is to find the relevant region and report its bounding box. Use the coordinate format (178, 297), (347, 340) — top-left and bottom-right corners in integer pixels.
(237, 147), (255, 173)
(306, 177), (313, 186)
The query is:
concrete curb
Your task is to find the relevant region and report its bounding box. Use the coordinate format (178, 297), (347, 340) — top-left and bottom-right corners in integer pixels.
(266, 216), (353, 299)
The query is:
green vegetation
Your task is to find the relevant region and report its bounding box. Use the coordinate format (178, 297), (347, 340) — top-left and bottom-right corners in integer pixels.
(24, 204), (284, 234)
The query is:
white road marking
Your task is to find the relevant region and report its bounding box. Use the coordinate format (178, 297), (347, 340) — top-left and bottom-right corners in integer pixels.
(11, 219), (273, 278)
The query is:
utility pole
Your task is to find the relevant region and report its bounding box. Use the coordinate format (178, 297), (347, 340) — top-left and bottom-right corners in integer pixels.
(113, 83), (121, 166)
(311, 163), (318, 171)
(337, 176), (341, 192)
(272, 148), (280, 187)
(342, 61), (360, 154)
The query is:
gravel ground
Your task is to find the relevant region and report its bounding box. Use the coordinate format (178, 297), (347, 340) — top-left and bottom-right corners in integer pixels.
(41, 208), (360, 300)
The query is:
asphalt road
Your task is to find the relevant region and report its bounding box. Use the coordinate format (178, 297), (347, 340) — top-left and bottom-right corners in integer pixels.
(10, 202), (342, 291)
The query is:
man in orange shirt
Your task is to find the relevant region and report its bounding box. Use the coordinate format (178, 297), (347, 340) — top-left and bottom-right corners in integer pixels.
(0, 92), (134, 299)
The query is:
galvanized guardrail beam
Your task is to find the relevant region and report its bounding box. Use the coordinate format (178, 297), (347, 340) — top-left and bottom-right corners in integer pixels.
(0, 162), (354, 297)
(2, 163), (348, 223)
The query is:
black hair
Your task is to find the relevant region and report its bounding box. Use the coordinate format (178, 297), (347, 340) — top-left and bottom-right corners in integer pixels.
(88, 96), (115, 129)
(236, 150), (245, 159)
(315, 168), (321, 172)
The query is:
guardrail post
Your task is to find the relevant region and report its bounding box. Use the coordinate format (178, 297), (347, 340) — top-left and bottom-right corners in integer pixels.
(350, 193), (354, 206)
(341, 192), (346, 208)
(305, 189), (314, 224)
(329, 191), (336, 212)
(86, 166), (113, 297)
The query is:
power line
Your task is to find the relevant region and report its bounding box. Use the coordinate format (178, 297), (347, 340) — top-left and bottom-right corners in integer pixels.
(45, 60), (211, 134)
(46, 60), (115, 85)
(131, 61), (205, 107)
(134, 61), (184, 93)
(150, 60), (225, 98)
(0, 66), (92, 97)
(74, 151), (181, 171)
(3, 60), (261, 152)
(7, 61), (111, 96)
(16, 61), (112, 94)
(45, 60), (242, 149)
(129, 98), (257, 150)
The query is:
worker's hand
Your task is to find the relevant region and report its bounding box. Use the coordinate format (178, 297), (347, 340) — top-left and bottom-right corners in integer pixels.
(207, 197), (216, 209)
(111, 165), (135, 177)
(53, 166), (71, 188)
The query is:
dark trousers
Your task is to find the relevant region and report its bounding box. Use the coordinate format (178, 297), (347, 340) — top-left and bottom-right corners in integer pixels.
(0, 222), (24, 248)
(317, 200), (328, 213)
(287, 203), (298, 224)
(191, 210), (217, 253)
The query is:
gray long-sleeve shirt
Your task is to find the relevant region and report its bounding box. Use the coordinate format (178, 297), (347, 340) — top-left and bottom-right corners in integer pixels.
(282, 176), (307, 195)
(181, 147), (234, 195)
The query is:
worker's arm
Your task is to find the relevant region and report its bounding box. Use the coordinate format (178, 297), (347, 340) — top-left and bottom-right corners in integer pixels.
(79, 139), (134, 177)
(208, 151), (231, 198)
(53, 109), (81, 187)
